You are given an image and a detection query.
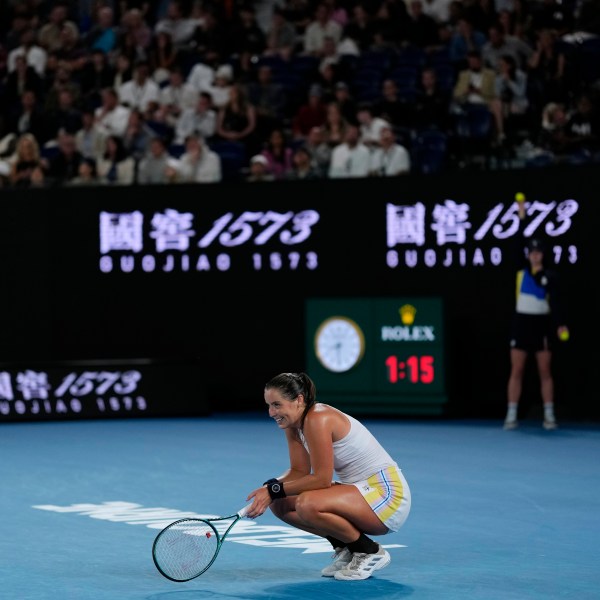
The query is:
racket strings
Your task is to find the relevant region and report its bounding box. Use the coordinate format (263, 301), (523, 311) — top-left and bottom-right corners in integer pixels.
(153, 520), (219, 581)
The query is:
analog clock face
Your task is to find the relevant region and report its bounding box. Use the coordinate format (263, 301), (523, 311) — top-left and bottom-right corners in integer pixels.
(314, 317), (365, 373)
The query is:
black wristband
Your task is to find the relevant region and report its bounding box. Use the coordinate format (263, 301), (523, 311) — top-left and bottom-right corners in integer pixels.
(263, 478), (279, 486)
(267, 480), (286, 501)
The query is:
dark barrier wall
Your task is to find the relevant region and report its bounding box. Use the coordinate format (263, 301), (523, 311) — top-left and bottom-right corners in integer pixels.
(0, 165), (597, 421)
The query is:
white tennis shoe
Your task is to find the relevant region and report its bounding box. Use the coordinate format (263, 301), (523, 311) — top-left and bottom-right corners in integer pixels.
(333, 545), (391, 581)
(321, 547), (352, 577)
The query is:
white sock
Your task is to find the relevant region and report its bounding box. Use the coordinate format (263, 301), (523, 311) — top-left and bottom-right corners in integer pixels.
(506, 404), (518, 421)
(544, 404), (555, 422)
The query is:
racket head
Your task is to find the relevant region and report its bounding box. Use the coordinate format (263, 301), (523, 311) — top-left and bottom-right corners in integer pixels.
(152, 518), (220, 582)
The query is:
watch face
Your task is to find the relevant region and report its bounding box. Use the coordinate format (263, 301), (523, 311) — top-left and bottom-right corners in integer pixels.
(315, 317), (365, 373)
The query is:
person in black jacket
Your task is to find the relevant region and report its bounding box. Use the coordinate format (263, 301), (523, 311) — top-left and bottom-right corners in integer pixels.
(503, 193), (569, 431)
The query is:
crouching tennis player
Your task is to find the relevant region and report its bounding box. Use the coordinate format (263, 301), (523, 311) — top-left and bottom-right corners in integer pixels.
(245, 372), (411, 581)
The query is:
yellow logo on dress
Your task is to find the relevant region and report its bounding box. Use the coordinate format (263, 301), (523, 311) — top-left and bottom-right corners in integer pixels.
(399, 304), (416, 325)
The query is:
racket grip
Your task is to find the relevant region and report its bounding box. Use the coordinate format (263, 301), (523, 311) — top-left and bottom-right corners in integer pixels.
(237, 503), (253, 518)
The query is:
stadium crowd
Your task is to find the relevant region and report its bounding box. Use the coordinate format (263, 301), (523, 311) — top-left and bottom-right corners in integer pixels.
(0, 0), (599, 186)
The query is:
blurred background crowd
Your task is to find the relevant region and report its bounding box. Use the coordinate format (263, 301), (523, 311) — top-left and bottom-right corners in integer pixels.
(0, 0), (599, 187)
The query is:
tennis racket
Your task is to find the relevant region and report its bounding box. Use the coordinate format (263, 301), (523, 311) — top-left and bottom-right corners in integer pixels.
(152, 504), (252, 582)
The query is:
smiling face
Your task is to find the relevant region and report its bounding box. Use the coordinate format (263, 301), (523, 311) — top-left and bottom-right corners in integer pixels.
(265, 388), (304, 429)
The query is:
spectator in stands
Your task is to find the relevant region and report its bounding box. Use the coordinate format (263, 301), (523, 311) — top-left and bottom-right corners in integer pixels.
(259, 127), (294, 180)
(45, 131), (84, 186)
(74, 108), (104, 160)
(38, 3), (79, 54)
(137, 136), (176, 184)
(174, 91), (217, 145)
(563, 92), (600, 158)
(113, 52), (133, 89)
(328, 123), (370, 177)
(412, 67), (452, 132)
(264, 7), (298, 57)
(526, 28), (569, 111)
(118, 8), (153, 64)
(3, 53), (43, 112)
(84, 6), (117, 55)
(203, 64), (234, 109)
(79, 49), (115, 109)
(44, 88), (83, 142)
(122, 108), (157, 161)
(215, 82), (259, 155)
(8, 89), (48, 143)
(303, 2), (343, 57)
(373, 78), (413, 130)
(286, 144), (323, 179)
(369, 125), (411, 176)
(94, 87), (132, 140)
(147, 30), (178, 86)
(448, 16), (486, 70)
(246, 64), (288, 141)
(67, 156), (101, 186)
(96, 134), (136, 184)
(535, 101), (569, 160)
(404, 0), (441, 52)
(291, 83), (328, 140)
(118, 59), (160, 118)
(154, 0), (197, 51)
(481, 22), (533, 73)
(321, 100), (349, 148)
(7, 132), (46, 188)
(490, 54), (529, 144)
(342, 3), (377, 53)
(356, 102), (391, 148)
(157, 65), (198, 129)
(171, 133), (222, 183)
(330, 81), (357, 124)
(227, 5), (266, 57)
(303, 125), (332, 175)
(451, 49), (497, 114)
(7, 27), (48, 77)
(246, 153), (276, 182)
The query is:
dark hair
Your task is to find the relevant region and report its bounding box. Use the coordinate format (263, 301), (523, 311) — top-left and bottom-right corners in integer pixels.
(265, 372), (317, 429)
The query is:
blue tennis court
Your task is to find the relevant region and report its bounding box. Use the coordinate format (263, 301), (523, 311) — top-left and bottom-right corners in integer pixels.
(2, 414), (599, 600)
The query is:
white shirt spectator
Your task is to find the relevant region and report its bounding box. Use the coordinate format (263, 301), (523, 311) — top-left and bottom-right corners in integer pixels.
(328, 125), (371, 178)
(303, 4), (343, 55)
(369, 128), (411, 176)
(119, 76), (161, 112)
(8, 43), (48, 76)
(174, 135), (222, 183)
(187, 62), (215, 94)
(94, 103), (131, 139)
(175, 95), (217, 144)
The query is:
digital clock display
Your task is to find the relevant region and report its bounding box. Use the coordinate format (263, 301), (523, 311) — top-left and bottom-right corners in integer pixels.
(385, 355), (435, 384)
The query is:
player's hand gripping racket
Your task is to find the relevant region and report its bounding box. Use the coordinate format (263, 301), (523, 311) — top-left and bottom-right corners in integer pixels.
(152, 504), (252, 582)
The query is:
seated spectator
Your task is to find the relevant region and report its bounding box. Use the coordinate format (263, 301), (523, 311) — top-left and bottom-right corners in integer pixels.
(74, 108), (105, 160)
(535, 101), (569, 159)
(174, 91), (217, 145)
(44, 88), (83, 142)
(171, 134), (221, 183)
(291, 84), (328, 140)
(215, 83), (259, 155)
(66, 157), (102, 186)
(7, 132), (47, 188)
(45, 131), (84, 186)
(285, 145), (323, 179)
(246, 64), (288, 140)
(94, 87), (132, 141)
(84, 6), (117, 55)
(156, 66), (198, 129)
(448, 16), (486, 71)
(147, 30), (178, 86)
(451, 49), (496, 114)
(96, 134), (136, 184)
(563, 92), (600, 157)
(372, 78), (413, 130)
(122, 108), (157, 161)
(118, 60), (161, 119)
(404, 0), (441, 52)
(331, 81), (357, 125)
(38, 3), (80, 55)
(328, 123), (371, 178)
(7, 27), (48, 77)
(112, 53), (133, 89)
(356, 102), (392, 149)
(264, 7), (298, 57)
(489, 54), (529, 143)
(3, 54), (43, 113)
(321, 100), (349, 148)
(481, 22), (533, 74)
(154, 0), (198, 51)
(246, 154), (276, 182)
(369, 125), (411, 176)
(137, 136), (176, 184)
(259, 128), (294, 180)
(202, 64), (234, 110)
(303, 125), (332, 175)
(8, 89), (48, 144)
(78, 49), (115, 109)
(412, 67), (452, 132)
(303, 2), (343, 57)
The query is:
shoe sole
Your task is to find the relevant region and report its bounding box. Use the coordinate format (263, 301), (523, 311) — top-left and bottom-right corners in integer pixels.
(334, 552), (391, 581)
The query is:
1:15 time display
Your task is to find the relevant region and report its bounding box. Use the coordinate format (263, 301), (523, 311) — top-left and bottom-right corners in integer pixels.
(385, 355), (434, 384)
